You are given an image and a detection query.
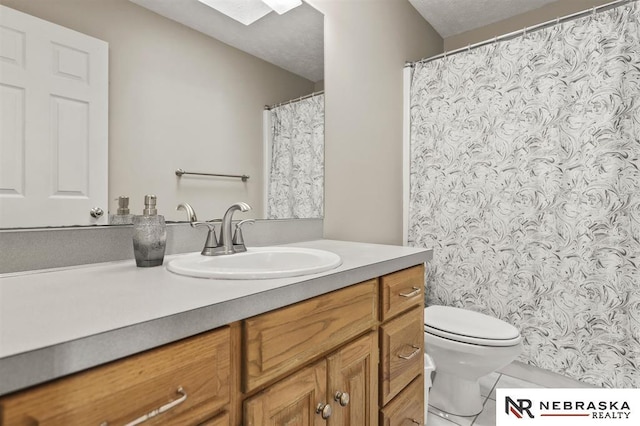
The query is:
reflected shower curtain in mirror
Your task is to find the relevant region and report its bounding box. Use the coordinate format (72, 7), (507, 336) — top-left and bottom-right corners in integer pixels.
(267, 94), (324, 219)
(409, 2), (640, 387)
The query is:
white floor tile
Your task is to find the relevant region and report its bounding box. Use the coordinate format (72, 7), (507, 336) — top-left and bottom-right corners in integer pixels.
(428, 406), (475, 426)
(498, 360), (596, 388)
(479, 372), (501, 399)
(471, 399), (497, 426)
(426, 413), (464, 426)
(490, 374), (542, 399)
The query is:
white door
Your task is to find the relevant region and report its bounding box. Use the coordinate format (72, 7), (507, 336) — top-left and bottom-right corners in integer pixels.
(0, 5), (108, 228)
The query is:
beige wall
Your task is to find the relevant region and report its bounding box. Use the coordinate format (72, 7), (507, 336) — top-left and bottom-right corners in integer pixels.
(445, 0), (613, 50)
(311, 0), (442, 245)
(1, 0), (315, 221)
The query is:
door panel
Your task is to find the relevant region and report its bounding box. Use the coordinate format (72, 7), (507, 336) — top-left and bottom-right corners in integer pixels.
(0, 5), (108, 227)
(327, 332), (378, 426)
(244, 360), (327, 426)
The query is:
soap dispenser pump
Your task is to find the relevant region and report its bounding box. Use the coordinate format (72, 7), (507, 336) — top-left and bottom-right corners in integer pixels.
(132, 194), (167, 267)
(109, 196), (133, 225)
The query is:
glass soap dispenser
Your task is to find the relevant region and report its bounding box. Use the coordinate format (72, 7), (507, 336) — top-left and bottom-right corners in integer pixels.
(132, 194), (167, 267)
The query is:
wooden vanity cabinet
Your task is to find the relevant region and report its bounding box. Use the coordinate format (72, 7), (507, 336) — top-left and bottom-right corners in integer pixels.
(380, 377), (424, 426)
(243, 280), (378, 393)
(378, 265), (425, 425)
(244, 332), (378, 426)
(0, 327), (231, 426)
(240, 266), (425, 426)
(0, 264), (426, 426)
(242, 280), (379, 425)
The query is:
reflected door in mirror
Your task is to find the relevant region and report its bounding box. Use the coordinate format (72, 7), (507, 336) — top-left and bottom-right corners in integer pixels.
(0, 5), (108, 228)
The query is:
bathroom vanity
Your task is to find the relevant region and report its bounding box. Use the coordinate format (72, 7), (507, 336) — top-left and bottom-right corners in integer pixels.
(0, 240), (431, 425)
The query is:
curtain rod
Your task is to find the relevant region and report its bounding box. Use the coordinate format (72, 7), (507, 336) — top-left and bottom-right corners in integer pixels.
(264, 90), (324, 110)
(406, 0), (637, 67)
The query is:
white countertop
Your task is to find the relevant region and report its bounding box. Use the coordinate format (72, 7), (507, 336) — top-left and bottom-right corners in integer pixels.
(0, 239), (431, 396)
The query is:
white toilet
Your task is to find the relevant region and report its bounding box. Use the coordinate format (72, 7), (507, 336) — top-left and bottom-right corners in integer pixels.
(424, 305), (522, 417)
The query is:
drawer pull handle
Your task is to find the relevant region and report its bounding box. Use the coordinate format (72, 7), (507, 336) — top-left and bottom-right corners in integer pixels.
(316, 402), (332, 419)
(334, 391), (350, 407)
(399, 287), (421, 298)
(410, 419), (421, 424)
(101, 386), (187, 426)
(397, 344), (421, 360)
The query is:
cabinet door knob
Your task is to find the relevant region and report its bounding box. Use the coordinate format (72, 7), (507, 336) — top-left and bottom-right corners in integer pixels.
(334, 391), (350, 407)
(316, 403), (332, 419)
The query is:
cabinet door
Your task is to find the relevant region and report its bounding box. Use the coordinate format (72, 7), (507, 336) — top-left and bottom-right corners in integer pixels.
(327, 332), (378, 426)
(380, 307), (423, 405)
(379, 377), (423, 426)
(244, 360), (328, 426)
(0, 5), (108, 227)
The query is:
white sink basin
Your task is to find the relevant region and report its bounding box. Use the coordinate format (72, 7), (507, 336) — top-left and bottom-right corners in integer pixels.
(166, 247), (342, 279)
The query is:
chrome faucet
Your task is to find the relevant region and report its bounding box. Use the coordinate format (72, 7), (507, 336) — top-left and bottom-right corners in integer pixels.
(177, 203), (221, 256)
(219, 202), (251, 255)
(177, 202), (252, 256)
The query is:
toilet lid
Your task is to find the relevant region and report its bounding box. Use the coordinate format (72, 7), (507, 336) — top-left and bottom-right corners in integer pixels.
(424, 305), (521, 347)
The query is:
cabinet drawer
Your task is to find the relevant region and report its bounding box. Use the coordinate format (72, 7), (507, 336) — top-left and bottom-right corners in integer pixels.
(244, 280), (378, 392)
(380, 307), (423, 405)
(380, 265), (424, 322)
(379, 376), (424, 426)
(0, 328), (230, 426)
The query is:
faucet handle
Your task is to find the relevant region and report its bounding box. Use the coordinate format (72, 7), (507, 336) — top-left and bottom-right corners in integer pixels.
(232, 219), (255, 251)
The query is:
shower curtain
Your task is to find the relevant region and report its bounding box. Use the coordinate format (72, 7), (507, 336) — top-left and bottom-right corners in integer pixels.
(267, 94), (324, 219)
(409, 2), (640, 388)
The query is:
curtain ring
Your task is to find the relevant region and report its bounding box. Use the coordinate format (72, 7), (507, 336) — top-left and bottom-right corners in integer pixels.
(592, 6), (596, 15)
(523, 27), (527, 38)
(467, 44), (471, 52)
(555, 17), (560, 25)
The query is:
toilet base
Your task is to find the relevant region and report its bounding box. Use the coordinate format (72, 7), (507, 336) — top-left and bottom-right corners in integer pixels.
(429, 371), (483, 417)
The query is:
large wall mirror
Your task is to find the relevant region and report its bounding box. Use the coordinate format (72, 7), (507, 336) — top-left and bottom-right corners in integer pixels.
(0, 0), (324, 228)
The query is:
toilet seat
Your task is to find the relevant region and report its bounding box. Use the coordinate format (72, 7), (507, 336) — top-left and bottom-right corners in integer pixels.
(424, 305), (521, 347)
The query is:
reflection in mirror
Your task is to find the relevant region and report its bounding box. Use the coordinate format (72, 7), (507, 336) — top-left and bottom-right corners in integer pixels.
(264, 92), (324, 219)
(0, 0), (324, 229)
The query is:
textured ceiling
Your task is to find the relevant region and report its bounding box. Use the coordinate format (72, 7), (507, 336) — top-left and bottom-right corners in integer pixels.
(129, 0), (565, 81)
(408, 0), (559, 38)
(129, 0), (323, 82)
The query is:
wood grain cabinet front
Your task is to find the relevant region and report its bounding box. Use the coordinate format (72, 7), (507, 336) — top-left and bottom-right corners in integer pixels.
(380, 306), (424, 406)
(243, 280), (378, 393)
(244, 332), (378, 426)
(0, 327), (231, 426)
(380, 265), (425, 322)
(378, 265), (425, 421)
(379, 377), (424, 426)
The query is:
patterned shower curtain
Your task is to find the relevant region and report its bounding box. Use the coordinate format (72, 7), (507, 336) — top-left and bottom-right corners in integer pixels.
(409, 2), (640, 388)
(267, 94), (324, 219)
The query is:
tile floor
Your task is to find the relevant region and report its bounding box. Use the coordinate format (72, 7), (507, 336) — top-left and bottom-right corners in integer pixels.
(425, 361), (595, 426)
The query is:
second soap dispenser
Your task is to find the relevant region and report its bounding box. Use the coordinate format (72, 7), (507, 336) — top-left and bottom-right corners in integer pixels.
(132, 195), (167, 267)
